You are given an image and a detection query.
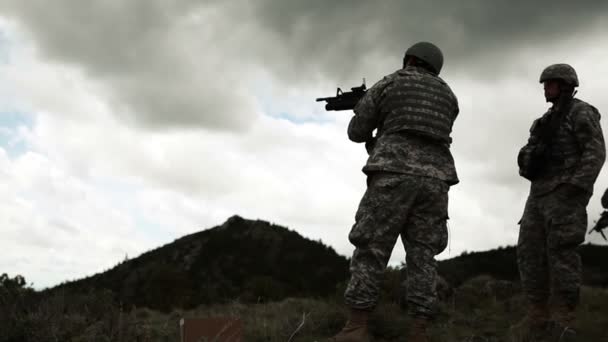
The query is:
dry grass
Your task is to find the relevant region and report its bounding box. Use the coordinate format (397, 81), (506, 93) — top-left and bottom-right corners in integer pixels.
(2, 278), (607, 341)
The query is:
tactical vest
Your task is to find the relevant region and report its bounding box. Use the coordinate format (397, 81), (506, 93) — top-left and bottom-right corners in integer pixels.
(379, 68), (458, 144)
(545, 99), (590, 171)
(519, 99), (595, 180)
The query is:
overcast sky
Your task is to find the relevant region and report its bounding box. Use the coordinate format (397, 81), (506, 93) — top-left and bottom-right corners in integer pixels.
(2, 1), (608, 289)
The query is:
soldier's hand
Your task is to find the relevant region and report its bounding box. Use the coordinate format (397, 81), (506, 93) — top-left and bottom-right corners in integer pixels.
(602, 188), (608, 209)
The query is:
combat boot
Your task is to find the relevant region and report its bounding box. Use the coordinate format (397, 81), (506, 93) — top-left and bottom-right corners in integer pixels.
(508, 303), (550, 341)
(406, 316), (431, 342)
(327, 307), (372, 342)
(546, 303), (577, 341)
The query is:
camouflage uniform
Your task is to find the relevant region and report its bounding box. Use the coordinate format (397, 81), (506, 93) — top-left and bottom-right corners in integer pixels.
(344, 65), (459, 318)
(517, 98), (605, 310)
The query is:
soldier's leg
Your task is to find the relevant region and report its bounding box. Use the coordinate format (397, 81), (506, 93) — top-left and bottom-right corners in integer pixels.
(544, 187), (590, 318)
(517, 195), (550, 306)
(344, 173), (419, 309)
(400, 177), (449, 318)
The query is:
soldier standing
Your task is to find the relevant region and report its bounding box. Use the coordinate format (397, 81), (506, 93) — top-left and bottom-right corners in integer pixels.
(514, 64), (606, 340)
(329, 42), (459, 342)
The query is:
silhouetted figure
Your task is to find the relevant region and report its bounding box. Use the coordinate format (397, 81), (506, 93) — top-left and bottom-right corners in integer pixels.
(514, 63), (606, 340)
(329, 41), (459, 342)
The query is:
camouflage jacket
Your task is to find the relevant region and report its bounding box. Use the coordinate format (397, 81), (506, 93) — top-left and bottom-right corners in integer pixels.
(347, 66), (459, 185)
(520, 98), (606, 196)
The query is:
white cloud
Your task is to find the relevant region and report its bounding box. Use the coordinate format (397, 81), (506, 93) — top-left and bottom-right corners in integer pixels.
(0, 147), (158, 288)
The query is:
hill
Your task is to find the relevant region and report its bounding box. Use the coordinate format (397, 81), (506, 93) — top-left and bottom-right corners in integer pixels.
(44, 215), (608, 313)
(437, 244), (608, 288)
(46, 215), (350, 312)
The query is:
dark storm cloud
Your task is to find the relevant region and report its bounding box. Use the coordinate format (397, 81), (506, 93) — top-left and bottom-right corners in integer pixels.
(0, 0), (255, 131)
(1, 0), (606, 130)
(245, 0), (608, 80)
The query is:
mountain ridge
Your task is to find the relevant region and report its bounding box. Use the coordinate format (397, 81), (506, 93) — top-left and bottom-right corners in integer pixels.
(44, 215), (608, 312)
(46, 215), (351, 312)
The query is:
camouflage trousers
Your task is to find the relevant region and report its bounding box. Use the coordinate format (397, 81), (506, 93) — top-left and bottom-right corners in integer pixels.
(344, 172), (449, 318)
(518, 184), (591, 309)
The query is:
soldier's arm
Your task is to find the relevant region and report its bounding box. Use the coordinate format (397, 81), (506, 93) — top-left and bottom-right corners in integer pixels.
(569, 105), (606, 191)
(518, 119), (542, 154)
(528, 117), (545, 144)
(517, 116), (547, 177)
(446, 83), (460, 120)
(347, 76), (392, 143)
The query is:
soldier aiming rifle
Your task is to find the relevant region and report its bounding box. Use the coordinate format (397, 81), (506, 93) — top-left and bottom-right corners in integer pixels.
(323, 42), (459, 342)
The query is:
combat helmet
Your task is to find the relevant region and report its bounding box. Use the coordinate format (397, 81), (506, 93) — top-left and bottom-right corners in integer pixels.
(404, 42), (444, 74)
(539, 63), (579, 87)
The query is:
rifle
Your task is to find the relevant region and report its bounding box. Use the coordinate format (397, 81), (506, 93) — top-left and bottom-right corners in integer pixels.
(519, 93), (573, 180)
(316, 80), (366, 111)
(589, 210), (608, 241)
